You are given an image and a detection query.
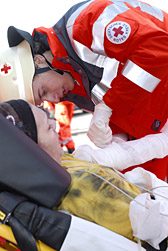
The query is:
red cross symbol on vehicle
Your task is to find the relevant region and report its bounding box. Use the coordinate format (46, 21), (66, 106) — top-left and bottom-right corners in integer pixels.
(112, 26), (124, 37)
(1, 63), (11, 74)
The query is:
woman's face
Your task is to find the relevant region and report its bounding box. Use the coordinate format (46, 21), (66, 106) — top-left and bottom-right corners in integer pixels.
(31, 104), (64, 164)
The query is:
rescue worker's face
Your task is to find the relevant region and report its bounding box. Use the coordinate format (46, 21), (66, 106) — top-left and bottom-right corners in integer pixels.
(32, 71), (74, 105)
(32, 55), (75, 105)
(31, 104), (64, 163)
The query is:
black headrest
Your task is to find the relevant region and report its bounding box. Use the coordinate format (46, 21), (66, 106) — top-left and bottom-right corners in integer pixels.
(0, 114), (71, 208)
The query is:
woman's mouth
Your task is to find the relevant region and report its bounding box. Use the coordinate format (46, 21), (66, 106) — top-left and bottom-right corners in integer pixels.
(63, 88), (69, 96)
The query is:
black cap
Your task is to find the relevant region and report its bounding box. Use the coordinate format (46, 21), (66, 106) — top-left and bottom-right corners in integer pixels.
(6, 99), (38, 143)
(7, 26), (34, 55)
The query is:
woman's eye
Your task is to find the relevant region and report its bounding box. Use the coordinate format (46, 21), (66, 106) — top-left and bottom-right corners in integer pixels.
(49, 124), (53, 130)
(48, 119), (56, 131)
(42, 88), (47, 97)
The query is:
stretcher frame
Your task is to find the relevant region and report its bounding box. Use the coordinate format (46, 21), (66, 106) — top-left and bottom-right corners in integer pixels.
(0, 224), (55, 251)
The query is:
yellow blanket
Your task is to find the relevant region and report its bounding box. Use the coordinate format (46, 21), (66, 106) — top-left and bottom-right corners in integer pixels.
(55, 154), (141, 243)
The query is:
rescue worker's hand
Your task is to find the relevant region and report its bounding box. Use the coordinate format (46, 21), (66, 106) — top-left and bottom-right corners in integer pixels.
(87, 101), (112, 148)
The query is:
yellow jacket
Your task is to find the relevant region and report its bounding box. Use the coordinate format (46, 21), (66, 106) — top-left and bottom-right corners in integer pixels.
(55, 154), (141, 243)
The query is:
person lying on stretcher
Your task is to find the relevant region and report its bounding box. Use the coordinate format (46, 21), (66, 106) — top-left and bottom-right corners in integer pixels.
(0, 99), (168, 251)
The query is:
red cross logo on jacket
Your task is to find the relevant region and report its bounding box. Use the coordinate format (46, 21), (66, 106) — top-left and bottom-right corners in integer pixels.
(112, 26), (124, 37)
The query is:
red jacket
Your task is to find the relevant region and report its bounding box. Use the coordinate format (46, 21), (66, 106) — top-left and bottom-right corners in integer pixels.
(33, 0), (168, 179)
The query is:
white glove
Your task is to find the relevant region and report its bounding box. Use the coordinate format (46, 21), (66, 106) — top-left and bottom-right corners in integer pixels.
(160, 118), (168, 135)
(87, 102), (112, 148)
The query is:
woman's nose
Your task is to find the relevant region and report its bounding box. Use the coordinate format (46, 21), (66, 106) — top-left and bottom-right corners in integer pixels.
(44, 94), (60, 104)
(53, 93), (60, 103)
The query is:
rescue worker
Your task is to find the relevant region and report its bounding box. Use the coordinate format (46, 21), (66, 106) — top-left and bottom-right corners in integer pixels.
(2, 0), (168, 180)
(43, 100), (75, 153)
(55, 101), (75, 153)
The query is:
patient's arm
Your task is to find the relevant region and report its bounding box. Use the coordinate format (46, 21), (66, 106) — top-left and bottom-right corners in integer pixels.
(74, 131), (168, 171)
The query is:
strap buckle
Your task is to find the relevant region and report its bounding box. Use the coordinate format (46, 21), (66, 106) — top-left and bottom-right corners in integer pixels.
(0, 210), (11, 224)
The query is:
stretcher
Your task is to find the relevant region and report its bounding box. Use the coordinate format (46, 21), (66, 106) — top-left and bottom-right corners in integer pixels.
(0, 216), (148, 251)
(0, 114), (167, 251)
